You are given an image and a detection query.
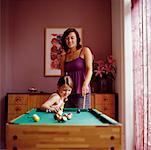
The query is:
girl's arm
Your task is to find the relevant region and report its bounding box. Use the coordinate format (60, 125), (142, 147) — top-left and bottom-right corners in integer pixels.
(82, 47), (93, 96)
(40, 94), (60, 112)
(60, 102), (65, 111)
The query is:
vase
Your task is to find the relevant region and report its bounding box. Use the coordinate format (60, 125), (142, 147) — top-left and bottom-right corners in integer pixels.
(91, 77), (114, 93)
(99, 78), (114, 93)
(90, 78), (101, 93)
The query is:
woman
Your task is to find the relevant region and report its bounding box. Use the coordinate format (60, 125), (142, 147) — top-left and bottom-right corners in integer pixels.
(61, 28), (93, 108)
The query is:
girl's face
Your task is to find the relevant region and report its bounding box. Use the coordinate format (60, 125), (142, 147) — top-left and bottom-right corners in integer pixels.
(58, 84), (72, 99)
(65, 32), (77, 49)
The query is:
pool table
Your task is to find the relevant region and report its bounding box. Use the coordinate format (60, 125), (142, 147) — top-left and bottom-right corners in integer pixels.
(6, 108), (122, 150)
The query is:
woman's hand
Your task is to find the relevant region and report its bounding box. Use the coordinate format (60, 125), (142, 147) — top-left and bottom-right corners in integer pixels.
(82, 84), (89, 96)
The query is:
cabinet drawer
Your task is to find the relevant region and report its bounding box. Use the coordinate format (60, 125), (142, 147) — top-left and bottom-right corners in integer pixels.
(92, 93), (117, 120)
(95, 105), (115, 113)
(28, 94), (50, 110)
(8, 95), (28, 105)
(8, 105), (28, 114)
(96, 107), (115, 119)
(95, 94), (115, 105)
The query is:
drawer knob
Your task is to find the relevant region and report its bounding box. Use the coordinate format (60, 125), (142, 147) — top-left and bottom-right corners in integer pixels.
(15, 97), (21, 102)
(110, 147), (114, 150)
(15, 107), (21, 111)
(104, 107), (107, 111)
(13, 146), (17, 150)
(13, 135), (18, 140)
(110, 136), (115, 140)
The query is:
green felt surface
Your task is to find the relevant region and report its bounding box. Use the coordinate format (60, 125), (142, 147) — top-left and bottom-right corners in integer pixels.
(10, 108), (118, 125)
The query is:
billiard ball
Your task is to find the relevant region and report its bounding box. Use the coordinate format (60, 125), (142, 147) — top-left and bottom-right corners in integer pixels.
(57, 115), (62, 121)
(54, 114), (61, 122)
(54, 113), (61, 119)
(67, 113), (72, 120)
(32, 114), (40, 122)
(68, 112), (72, 116)
(62, 116), (67, 122)
(57, 110), (63, 116)
(63, 113), (68, 117)
(77, 109), (81, 113)
(54, 113), (58, 120)
(46, 109), (51, 113)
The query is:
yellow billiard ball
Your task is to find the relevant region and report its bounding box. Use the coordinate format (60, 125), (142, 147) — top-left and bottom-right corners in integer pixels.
(32, 114), (40, 122)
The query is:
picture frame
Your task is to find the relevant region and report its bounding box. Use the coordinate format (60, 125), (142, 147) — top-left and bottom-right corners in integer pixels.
(44, 27), (82, 76)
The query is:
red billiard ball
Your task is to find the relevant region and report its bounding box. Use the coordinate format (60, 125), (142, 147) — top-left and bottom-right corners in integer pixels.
(56, 115), (62, 122)
(63, 113), (68, 117)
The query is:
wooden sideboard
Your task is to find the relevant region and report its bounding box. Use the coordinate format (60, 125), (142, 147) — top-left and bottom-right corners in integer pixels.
(91, 93), (118, 120)
(6, 93), (50, 122)
(6, 93), (118, 122)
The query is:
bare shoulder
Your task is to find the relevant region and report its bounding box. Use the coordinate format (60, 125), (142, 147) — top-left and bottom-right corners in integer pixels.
(82, 47), (92, 56)
(82, 47), (91, 52)
(49, 93), (60, 101)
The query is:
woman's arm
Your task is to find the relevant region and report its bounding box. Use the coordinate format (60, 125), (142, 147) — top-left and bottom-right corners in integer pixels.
(60, 53), (66, 76)
(82, 47), (93, 96)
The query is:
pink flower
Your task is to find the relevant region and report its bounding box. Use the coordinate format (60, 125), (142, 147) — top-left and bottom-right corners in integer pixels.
(93, 55), (116, 80)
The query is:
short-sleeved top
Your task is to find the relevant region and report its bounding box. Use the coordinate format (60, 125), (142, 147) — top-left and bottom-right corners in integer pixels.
(64, 50), (86, 94)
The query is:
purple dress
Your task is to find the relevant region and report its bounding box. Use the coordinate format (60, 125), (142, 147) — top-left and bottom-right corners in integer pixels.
(64, 57), (86, 94)
(64, 54), (91, 108)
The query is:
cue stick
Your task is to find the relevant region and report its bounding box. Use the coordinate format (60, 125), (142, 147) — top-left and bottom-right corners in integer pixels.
(83, 95), (86, 109)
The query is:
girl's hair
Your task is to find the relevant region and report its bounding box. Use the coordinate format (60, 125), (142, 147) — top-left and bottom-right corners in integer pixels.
(61, 28), (82, 52)
(57, 75), (73, 88)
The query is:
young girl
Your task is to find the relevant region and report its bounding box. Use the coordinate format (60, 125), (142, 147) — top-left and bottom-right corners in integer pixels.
(40, 76), (73, 113)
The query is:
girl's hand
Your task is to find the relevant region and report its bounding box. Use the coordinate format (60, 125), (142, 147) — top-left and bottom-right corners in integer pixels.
(51, 106), (61, 113)
(64, 98), (68, 102)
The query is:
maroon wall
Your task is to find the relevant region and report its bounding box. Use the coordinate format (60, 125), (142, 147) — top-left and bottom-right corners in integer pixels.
(0, 0), (111, 147)
(7, 0), (111, 93)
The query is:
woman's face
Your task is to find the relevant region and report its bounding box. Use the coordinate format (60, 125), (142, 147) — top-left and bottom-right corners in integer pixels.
(58, 84), (72, 99)
(65, 32), (77, 49)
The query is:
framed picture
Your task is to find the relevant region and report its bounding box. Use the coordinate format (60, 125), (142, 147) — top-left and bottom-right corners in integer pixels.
(44, 27), (82, 76)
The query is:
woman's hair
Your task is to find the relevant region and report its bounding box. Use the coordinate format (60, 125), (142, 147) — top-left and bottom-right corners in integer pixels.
(61, 28), (82, 52)
(57, 75), (73, 88)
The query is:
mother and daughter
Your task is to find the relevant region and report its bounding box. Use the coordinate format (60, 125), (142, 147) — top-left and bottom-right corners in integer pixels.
(41, 28), (93, 112)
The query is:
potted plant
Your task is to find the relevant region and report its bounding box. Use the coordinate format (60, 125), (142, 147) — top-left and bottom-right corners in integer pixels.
(91, 55), (117, 93)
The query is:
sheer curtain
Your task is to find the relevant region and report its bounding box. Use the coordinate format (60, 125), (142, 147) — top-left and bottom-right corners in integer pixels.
(131, 0), (151, 149)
